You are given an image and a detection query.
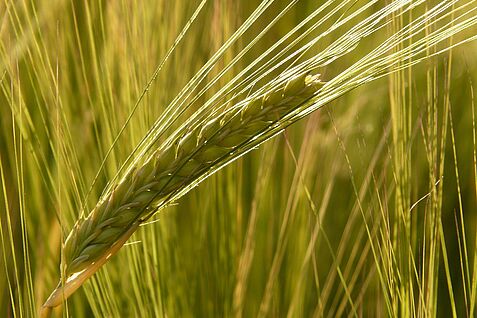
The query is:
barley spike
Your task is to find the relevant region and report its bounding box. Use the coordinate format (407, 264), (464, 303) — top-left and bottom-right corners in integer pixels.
(42, 73), (324, 311)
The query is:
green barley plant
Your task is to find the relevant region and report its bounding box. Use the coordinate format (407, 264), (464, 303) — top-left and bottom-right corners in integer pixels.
(1, 0), (477, 317)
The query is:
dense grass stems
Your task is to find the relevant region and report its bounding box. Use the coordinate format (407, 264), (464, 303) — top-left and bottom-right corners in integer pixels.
(1, 0), (477, 317)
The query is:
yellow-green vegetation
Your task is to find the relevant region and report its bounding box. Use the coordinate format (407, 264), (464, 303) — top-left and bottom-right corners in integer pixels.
(1, 0), (477, 317)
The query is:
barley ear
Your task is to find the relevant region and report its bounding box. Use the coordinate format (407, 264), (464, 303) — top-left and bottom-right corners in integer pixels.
(41, 73), (324, 313)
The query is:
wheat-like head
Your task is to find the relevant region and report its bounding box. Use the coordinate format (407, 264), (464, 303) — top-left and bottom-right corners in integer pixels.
(41, 73), (324, 309)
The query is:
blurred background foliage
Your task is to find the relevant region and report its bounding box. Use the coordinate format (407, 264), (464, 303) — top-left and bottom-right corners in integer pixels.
(1, 0), (477, 317)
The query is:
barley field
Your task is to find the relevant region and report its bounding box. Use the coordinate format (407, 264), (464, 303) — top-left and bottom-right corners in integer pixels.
(1, 0), (477, 317)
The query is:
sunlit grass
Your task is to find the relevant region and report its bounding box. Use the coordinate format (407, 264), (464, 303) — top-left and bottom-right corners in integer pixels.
(1, 0), (477, 317)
